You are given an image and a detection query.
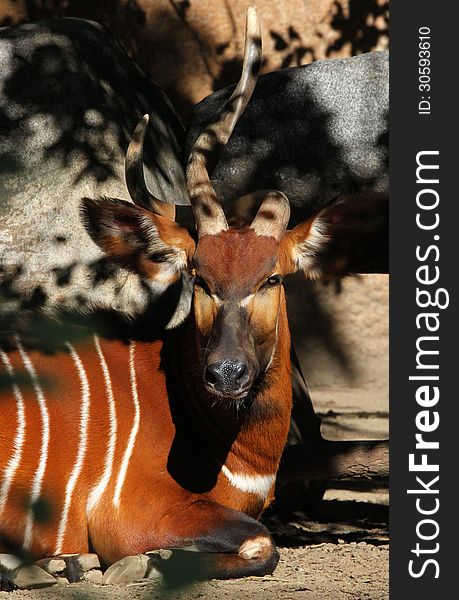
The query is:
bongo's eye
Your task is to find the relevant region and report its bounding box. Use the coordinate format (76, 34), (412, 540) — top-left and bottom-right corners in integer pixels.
(263, 274), (282, 288)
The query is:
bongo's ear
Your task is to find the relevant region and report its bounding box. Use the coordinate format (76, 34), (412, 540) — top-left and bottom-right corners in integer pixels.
(81, 197), (195, 286)
(282, 193), (388, 278)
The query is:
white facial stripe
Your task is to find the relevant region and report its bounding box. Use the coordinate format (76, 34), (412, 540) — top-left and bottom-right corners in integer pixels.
(86, 335), (117, 516)
(15, 335), (50, 551)
(210, 293), (254, 308)
(0, 351), (26, 516)
(55, 343), (91, 555)
(240, 293), (255, 307)
(221, 465), (275, 500)
(211, 294), (222, 307)
(265, 311), (280, 372)
(113, 341), (140, 508)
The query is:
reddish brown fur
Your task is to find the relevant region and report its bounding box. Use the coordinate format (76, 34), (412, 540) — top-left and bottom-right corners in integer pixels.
(0, 312), (291, 566)
(279, 222), (315, 274)
(0, 0), (386, 575)
(194, 229), (278, 297)
(1, 186), (332, 575)
(2, 223), (296, 571)
(1, 168), (337, 578)
(87, 203), (195, 283)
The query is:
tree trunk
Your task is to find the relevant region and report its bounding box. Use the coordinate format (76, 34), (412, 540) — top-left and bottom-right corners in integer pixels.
(278, 439), (389, 483)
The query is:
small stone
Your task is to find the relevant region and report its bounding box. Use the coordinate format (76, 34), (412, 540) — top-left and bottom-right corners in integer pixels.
(83, 569), (103, 585)
(103, 554), (149, 585)
(77, 553), (100, 572)
(36, 558), (66, 575)
(56, 576), (70, 585)
(11, 565), (57, 590)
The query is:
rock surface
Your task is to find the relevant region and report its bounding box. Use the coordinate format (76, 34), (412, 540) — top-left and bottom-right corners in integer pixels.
(35, 559), (66, 576)
(102, 554), (150, 585)
(6, 565), (57, 590)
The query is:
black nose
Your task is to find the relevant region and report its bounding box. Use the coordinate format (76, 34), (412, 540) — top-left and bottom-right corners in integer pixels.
(204, 360), (248, 394)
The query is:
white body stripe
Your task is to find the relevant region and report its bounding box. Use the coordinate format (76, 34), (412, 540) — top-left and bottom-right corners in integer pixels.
(55, 343), (91, 554)
(0, 351), (26, 515)
(15, 336), (50, 550)
(86, 335), (117, 516)
(113, 341), (140, 508)
(221, 465), (275, 500)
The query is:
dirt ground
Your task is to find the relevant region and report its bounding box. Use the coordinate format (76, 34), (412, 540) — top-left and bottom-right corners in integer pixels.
(0, 541), (388, 599)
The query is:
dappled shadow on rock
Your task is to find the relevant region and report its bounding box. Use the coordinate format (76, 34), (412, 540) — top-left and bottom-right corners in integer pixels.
(186, 52), (389, 262)
(0, 18), (185, 189)
(0, 18), (188, 319)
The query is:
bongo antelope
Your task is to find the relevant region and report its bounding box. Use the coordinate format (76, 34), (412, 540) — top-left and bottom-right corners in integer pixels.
(0, 8), (376, 578)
